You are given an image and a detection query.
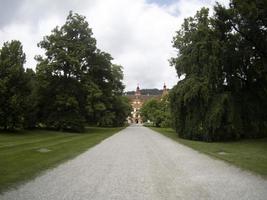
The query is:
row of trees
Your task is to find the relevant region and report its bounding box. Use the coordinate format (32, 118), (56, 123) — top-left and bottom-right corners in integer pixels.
(170, 0), (267, 141)
(140, 95), (171, 128)
(0, 12), (131, 132)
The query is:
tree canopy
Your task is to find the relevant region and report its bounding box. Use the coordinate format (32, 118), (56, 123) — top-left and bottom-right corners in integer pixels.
(170, 0), (267, 141)
(140, 95), (171, 127)
(0, 41), (32, 130)
(0, 12), (131, 131)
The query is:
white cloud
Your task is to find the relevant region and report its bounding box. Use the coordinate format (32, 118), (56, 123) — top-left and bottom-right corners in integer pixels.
(0, 0), (229, 91)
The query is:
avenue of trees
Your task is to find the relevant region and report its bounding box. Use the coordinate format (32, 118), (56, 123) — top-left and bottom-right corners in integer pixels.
(0, 12), (131, 132)
(170, 0), (267, 141)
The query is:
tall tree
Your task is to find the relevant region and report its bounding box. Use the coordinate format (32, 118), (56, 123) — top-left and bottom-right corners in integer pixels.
(36, 11), (100, 131)
(170, 1), (267, 141)
(0, 41), (30, 130)
(217, 0), (267, 136)
(36, 11), (130, 131)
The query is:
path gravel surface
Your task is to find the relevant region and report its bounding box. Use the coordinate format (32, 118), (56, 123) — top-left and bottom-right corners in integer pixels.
(1, 125), (267, 200)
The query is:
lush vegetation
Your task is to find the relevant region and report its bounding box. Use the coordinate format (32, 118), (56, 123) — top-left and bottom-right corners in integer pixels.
(0, 41), (33, 130)
(0, 127), (123, 192)
(0, 12), (131, 132)
(151, 127), (267, 178)
(140, 95), (171, 127)
(170, 0), (267, 141)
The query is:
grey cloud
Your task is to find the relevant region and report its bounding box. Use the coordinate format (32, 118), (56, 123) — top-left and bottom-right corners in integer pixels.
(0, 0), (26, 28)
(0, 0), (228, 90)
(0, 0), (96, 29)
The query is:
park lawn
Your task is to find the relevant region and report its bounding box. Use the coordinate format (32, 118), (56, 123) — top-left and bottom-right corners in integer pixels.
(0, 127), (124, 193)
(150, 127), (267, 178)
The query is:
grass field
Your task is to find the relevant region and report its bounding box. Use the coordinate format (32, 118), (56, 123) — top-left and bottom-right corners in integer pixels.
(151, 127), (267, 178)
(0, 127), (124, 193)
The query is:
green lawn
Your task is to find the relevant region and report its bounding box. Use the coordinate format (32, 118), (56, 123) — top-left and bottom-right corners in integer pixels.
(150, 127), (267, 178)
(0, 127), (124, 193)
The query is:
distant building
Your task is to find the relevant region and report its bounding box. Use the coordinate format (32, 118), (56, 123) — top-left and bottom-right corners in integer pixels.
(162, 83), (168, 97)
(126, 83), (168, 124)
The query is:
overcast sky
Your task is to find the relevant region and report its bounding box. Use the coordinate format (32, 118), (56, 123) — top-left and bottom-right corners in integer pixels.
(0, 0), (229, 91)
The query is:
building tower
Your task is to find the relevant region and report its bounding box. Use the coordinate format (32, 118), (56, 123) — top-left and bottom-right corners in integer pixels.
(132, 84), (142, 124)
(135, 83), (141, 97)
(162, 83), (168, 96)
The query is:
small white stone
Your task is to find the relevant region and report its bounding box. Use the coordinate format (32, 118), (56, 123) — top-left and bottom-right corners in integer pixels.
(37, 148), (51, 153)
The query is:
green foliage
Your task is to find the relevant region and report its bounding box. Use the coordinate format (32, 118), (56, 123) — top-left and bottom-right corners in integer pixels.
(35, 11), (130, 131)
(140, 95), (171, 128)
(0, 41), (32, 130)
(96, 96), (131, 127)
(23, 69), (38, 129)
(35, 11), (99, 131)
(0, 12), (130, 132)
(170, 1), (267, 141)
(110, 96), (132, 127)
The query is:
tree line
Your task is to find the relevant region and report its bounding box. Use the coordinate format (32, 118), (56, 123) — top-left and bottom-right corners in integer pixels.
(170, 0), (267, 141)
(0, 12), (131, 132)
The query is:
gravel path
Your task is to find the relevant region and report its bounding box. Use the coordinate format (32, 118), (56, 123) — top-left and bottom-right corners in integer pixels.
(1, 125), (267, 200)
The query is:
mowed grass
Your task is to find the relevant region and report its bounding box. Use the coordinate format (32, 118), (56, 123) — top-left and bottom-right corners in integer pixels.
(150, 127), (267, 178)
(0, 127), (124, 193)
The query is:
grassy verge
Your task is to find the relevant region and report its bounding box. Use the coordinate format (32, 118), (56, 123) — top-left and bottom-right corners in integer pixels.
(150, 127), (267, 178)
(0, 127), (124, 193)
